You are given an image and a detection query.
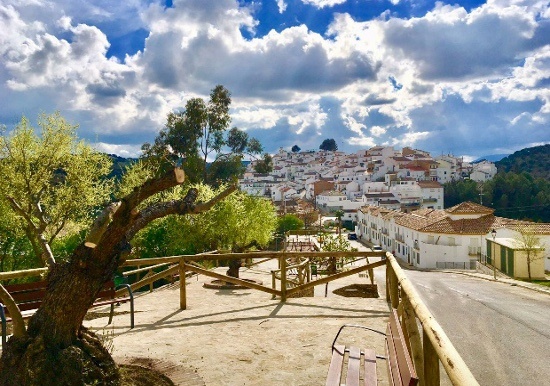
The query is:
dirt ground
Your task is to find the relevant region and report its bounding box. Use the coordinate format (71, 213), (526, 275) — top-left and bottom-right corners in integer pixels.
(84, 261), (391, 386)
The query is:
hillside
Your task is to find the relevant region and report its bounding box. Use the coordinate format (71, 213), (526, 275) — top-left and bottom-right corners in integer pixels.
(108, 154), (137, 180)
(496, 144), (550, 180)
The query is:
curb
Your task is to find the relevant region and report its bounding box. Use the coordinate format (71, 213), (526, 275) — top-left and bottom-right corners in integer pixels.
(441, 270), (550, 296)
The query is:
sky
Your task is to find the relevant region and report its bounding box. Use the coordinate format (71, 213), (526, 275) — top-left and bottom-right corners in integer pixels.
(0, 0), (549, 161)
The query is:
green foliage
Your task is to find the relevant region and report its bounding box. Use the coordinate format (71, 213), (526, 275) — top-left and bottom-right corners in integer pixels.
(253, 153), (273, 174)
(0, 199), (36, 272)
(142, 85), (266, 185)
(291, 145), (301, 152)
(443, 179), (480, 208)
(107, 154), (137, 180)
(319, 234), (354, 252)
(316, 233), (357, 273)
(319, 138), (338, 151)
(131, 185), (277, 257)
(443, 171), (550, 222)
(277, 214), (304, 234)
(496, 144), (550, 180)
(0, 112), (113, 266)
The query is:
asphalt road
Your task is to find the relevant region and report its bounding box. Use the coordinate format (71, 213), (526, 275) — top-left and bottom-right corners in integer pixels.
(388, 269), (550, 386)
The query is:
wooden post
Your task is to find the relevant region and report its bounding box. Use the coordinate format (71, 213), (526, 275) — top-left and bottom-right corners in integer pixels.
(271, 271), (276, 300)
(281, 254), (287, 302)
(179, 260), (186, 310)
(389, 266), (399, 309)
(402, 295), (425, 386)
(149, 268), (154, 292)
(386, 261), (391, 302)
(423, 328), (440, 386)
(368, 267), (374, 285)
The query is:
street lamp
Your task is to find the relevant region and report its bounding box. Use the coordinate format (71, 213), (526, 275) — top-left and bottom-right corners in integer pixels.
(491, 228), (497, 280)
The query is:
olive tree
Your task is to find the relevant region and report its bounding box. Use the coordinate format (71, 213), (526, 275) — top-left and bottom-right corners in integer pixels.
(0, 113), (112, 267)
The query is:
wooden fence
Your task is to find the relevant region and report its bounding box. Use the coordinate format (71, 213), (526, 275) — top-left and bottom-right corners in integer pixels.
(0, 250), (480, 385)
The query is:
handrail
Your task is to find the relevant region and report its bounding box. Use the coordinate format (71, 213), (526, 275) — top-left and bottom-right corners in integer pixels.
(0, 268), (48, 281)
(122, 262), (171, 276)
(386, 253), (480, 386)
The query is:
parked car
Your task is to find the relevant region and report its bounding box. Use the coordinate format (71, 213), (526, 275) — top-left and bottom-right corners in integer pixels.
(372, 245), (383, 252)
(347, 233), (357, 240)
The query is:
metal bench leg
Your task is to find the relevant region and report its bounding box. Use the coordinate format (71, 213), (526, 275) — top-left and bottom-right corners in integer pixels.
(0, 307), (6, 350)
(108, 303), (115, 325)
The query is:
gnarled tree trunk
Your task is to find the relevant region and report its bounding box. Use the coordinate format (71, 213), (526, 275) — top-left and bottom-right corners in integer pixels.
(0, 168), (236, 386)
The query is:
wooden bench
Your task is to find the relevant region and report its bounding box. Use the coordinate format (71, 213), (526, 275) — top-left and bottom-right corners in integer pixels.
(326, 308), (418, 386)
(0, 279), (134, 349)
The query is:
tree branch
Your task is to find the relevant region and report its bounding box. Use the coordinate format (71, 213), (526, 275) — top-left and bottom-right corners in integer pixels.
(0, 284), (28, 340)
(125, 184), (237, 240)
(123, 167), (185, 213)
(7, 197), (55, 266)
(6, 197), (38, 231)
(85, 202), (121, 248)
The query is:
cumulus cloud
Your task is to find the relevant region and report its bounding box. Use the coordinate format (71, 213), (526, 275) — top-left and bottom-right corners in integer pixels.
(0, 0), (548, 159)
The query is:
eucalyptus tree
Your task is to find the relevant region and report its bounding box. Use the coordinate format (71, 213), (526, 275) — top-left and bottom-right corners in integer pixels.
(142, 85), (265, 185)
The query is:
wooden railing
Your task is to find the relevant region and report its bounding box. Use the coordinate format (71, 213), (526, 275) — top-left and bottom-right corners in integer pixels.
(386, 253), (480, 386)
(271, 257), (311, 295)
(1, 251), (480, 386)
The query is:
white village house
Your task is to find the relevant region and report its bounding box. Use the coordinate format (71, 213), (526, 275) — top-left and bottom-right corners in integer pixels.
(357, 201), (549, 278)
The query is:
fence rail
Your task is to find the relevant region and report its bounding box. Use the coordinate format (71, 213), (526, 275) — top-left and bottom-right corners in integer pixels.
(1, 250), (479, 385)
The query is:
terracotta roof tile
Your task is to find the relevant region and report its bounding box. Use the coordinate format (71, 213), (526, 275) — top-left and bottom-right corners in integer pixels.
(445, 201), (494, 215)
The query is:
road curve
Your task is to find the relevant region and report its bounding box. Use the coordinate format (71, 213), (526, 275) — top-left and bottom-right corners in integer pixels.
(399, 270), (550, 386)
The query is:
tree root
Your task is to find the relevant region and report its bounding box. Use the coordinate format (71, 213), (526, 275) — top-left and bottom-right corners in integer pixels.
(0, 327), (120, 386)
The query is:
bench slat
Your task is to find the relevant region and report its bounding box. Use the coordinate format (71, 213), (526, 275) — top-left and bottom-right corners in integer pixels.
(364, 348), (377, 386)
(3, 281), (48, 293)
(326, 344), (345, 386)
(346, 346), (361, 386)
(386, 310), (418, 386)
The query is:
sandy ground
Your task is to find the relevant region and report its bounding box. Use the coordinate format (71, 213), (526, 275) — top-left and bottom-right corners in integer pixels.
(84, 259), (391, 386)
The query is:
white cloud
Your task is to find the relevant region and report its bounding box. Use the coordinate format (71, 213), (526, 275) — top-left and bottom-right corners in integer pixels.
(301, 0), (347, 9)
(0, 0), (548, 160)
(93, 142), (143, 157)
(276, 0), (287, 13)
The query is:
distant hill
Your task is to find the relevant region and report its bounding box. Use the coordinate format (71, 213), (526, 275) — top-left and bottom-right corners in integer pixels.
(472, 154), (509, 163)
(495, 144), (550, 180)
(107, 154), (137, 180)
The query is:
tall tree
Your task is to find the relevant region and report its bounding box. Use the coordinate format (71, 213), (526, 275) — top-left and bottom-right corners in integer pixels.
(319, 138), (338, 151)
(0, 113), (113, 267)
(291, 145), (301, 153)
(142, 85), (265, 185)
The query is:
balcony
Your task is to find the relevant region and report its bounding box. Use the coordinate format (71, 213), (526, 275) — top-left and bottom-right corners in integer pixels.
(395, 234), (404, 242)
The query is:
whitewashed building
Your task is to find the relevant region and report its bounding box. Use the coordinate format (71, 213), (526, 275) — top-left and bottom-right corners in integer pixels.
(358, 202), (550, 275)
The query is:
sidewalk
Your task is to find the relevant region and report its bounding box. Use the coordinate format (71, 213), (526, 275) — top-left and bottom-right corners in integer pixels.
(443, 270), (550, 296)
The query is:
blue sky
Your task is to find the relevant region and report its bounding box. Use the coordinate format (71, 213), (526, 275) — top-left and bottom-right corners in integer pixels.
(0, 0), (549, 160)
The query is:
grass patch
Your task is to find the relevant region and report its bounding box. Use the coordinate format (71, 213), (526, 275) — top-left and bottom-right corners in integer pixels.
(519, 279), (550, 288)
